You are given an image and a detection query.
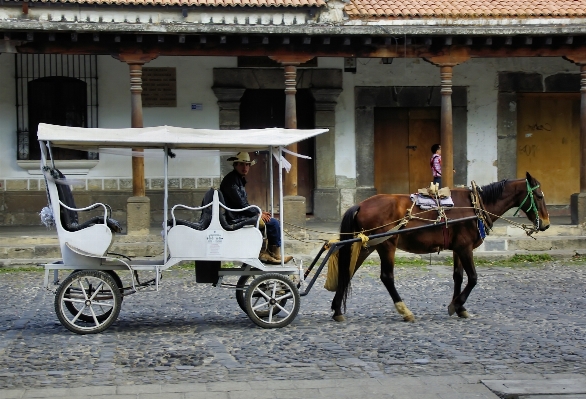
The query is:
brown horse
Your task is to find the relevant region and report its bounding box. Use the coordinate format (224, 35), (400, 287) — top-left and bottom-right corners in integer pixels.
(331, 172), (550, 322)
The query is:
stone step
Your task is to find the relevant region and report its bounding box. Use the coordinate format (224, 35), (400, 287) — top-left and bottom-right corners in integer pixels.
(479, 236), (586, 252)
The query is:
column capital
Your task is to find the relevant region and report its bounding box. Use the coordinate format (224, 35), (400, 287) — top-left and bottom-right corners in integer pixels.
(212, 87), (246, 103)
(564, 54), (586, 66)
(112, 51), (159, 65)
(269, 55), (313, 65)
(310, 88), (343, 104)
(423, 47), (470, 67)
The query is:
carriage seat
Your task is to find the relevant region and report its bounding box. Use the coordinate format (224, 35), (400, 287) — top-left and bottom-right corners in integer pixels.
(167, 188), (258, 232)
(51, 169), (122, 233)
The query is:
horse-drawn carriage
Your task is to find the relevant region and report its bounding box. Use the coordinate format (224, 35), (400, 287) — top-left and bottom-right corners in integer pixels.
(38, 123), (551, 334)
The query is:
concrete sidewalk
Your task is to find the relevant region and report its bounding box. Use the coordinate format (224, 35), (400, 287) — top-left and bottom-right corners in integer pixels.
(2, 374), (586, 399)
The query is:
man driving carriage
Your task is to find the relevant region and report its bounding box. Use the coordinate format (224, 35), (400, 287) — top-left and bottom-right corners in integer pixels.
(220, 152), (293, 265)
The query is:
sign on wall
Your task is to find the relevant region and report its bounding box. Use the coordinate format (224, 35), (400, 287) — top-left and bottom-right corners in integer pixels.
(142, 67), (177, 107)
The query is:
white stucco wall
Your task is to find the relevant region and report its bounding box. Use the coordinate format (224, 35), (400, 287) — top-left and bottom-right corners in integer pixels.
(0, 54), (19, 181)
(0, 55), (236, 182)
(0, 54), (580, 188)
(93, 55), (236, 181)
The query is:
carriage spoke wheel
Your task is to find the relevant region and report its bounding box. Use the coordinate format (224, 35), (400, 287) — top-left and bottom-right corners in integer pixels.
(55, 270), (122, 335)
(236, 275), (287, 317)
(64, 270), (123, 324)
(245, 273), (299, 329)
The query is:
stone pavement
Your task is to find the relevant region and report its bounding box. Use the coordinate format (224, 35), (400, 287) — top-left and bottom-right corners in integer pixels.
(1, 261), (585, 398)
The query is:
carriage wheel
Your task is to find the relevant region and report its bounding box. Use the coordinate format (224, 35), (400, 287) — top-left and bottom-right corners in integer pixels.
(55, 270), (122, 334)
(236, 275), (287, 317)
(64, 270), (123, 324)
(245, 273), (299, 329)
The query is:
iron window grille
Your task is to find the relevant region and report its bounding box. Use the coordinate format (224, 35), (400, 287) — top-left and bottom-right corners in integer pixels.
(15, 54), (99, 160)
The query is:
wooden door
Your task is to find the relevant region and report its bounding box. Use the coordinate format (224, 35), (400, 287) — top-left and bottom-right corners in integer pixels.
(517, 93), (580, 205)
(239, 89), (315, 213)
(374, 107), (440, 194)
(408, 108), (441, 192)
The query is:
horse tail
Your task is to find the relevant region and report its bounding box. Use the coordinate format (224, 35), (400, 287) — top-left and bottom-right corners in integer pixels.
(335, 204), (360, 312)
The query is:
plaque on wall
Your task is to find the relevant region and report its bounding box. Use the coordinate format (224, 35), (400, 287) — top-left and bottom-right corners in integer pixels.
(142, 67), (177, 107)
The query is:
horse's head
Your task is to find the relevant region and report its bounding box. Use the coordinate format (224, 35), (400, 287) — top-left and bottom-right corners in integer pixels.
(514, 172), (550, 232)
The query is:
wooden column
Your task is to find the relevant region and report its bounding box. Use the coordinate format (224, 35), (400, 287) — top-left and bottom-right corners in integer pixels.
(270, 56), (313, 197)
(581, 64), (586, 192)
(112, 52), (158, 235)
(129, 62), (146, 196)
(425, 49), (469, 188)
(283, 63), (298, 196)
(112, 53), (158, 196)
(440, 65), (454, 188)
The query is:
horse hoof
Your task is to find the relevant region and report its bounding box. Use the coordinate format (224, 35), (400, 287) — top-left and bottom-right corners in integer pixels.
(333, 315), (346, 322)
(457, 310), (470, 318)
(448, 303), (456, 316)
(403, 315), (415, 322)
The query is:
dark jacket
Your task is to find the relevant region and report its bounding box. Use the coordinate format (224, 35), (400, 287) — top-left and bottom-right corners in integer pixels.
(219, 169), (260, 222)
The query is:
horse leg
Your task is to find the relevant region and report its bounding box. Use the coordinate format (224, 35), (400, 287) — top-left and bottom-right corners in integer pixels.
(448, 251), (464, 316)
(378, 240), (415, 322)
(331, 248), (372, 322)
(448, 249), (477, 318)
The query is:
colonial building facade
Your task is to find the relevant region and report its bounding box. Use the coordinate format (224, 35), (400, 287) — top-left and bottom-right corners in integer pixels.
(1, 0), (585, 225)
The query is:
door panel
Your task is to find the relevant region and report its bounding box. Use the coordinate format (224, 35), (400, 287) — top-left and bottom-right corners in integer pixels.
(374, 108), (409, 193)
(517, 93), (580, 205)
(408, 108), (441, 192)
(374, 107), (440, 194)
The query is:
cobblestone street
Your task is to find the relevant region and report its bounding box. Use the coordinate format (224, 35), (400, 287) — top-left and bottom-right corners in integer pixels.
(0, 262), (585, 389)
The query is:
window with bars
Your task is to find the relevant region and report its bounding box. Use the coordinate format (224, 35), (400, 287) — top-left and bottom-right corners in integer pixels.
(15, 54), (99, 160)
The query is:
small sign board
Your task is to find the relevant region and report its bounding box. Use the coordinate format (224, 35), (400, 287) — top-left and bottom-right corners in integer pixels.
(142, 67), (177, 107)
(206, 230), (224, 256)
(191, 103), (203, 110)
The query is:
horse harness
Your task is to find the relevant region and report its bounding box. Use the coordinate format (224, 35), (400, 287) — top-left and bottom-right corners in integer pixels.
(513, 179), (542, 235)
(470, 180), (493, 240)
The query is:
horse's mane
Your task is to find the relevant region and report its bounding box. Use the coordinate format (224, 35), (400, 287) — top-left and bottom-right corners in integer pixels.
(479, 179), (507, 205)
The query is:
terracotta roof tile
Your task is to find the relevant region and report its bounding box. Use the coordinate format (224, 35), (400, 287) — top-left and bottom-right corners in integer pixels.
(345, 0), (586, 18)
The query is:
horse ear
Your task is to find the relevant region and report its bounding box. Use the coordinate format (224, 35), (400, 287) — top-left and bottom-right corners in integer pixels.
(525, 171), (533, 182)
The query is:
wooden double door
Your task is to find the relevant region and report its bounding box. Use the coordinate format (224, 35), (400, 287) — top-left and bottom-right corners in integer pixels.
(374, 107), (441, 194)
(239, 89), (315, 213)
(517, 93), (580, 205)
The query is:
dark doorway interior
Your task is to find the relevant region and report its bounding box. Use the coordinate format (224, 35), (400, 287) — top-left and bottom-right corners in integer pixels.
(28, 76), (88, 160)
(240, 89), (315, 213)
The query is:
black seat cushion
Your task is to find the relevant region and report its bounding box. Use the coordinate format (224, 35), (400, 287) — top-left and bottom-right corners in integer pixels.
(169, 188), (214, 230)
(52, 169), (122, 233)
(168, 188), (257, 232)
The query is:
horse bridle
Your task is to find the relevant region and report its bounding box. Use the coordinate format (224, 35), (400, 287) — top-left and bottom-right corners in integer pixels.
(513, 179), (541, 231)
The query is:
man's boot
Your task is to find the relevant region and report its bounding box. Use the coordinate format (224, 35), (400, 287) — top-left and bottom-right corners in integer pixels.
(269, 245), (293, 264)
(259, 239), (279, 264)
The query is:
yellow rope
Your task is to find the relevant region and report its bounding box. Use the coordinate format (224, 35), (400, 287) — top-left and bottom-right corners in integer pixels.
(324, 233), (369, 291)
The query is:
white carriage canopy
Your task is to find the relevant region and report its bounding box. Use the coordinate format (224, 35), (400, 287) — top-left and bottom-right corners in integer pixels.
(37, 123), (329, 151)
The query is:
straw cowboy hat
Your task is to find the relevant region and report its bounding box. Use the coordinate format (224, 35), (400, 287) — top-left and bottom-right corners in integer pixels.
(227, 152), (256, 166)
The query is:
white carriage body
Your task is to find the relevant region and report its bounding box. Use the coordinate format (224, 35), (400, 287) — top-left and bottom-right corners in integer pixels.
(38, 123), (328, 280)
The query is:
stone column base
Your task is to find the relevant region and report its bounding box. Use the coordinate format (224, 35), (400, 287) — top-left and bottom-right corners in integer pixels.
(127, 196), (151, 236)
(313, 188), (340, 221)
(282, 195), (306, 239)
(570, 192), (586, 225)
